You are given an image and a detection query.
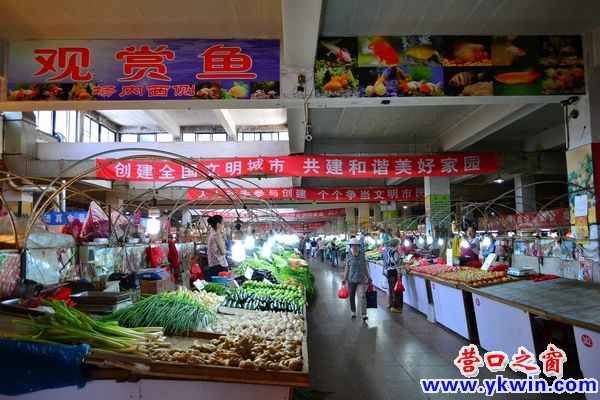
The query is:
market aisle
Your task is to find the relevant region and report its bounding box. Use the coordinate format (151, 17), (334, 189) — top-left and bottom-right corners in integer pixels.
(305, 259), (578, 400)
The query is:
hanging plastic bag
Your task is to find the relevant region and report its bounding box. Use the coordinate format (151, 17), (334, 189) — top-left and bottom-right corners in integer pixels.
(337, 285), (349, 299)
(394, 278), (405, 293)
(147, 245), (166, 268)
(366, 284), (378, 308)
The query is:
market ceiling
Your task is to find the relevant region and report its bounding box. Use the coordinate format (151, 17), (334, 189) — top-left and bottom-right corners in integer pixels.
(0, 0), (596, 209)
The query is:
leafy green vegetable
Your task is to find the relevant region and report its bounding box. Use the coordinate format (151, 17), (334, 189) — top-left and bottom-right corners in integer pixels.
(105, 290), (215, 335)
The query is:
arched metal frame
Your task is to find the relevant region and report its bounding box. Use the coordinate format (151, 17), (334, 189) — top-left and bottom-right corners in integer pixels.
(19, 149), (292, 248)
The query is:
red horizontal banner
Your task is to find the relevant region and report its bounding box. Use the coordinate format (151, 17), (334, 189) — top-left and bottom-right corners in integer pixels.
(288, 222), (327, 232)
(197, 208), (346, 219)
(186, 187), (423, 203)
(96, 152), (496, 180)
(478, 208), (569, 231)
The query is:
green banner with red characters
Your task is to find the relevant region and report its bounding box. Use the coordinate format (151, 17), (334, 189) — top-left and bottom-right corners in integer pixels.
(315, 35), (584, 98)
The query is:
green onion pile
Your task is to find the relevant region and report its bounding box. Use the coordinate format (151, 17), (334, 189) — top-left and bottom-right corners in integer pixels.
(106, 290), (215, 335)
(14, 300), (164, 354)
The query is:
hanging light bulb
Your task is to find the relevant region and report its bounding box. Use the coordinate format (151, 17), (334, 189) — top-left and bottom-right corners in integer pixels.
(148, 197), (160, 219)
(437, 238), (445, 246)
(231, 240), (246, 263)
(482, 236), (492, 247)
(426, 235), (433, 245)
(244, 235), (256, 249)
(146, 218), (161, 235)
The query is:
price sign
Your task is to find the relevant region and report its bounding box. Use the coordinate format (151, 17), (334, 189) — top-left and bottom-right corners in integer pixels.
(481, 253), (497, 271)
(446, 249), (453, 266)
(193, 279), (207, 290)
(405, 254), (413, 260)
(244, 267), (254, 280)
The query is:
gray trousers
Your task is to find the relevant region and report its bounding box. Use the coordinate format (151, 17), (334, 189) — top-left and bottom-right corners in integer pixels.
(348, 282), (367, 315)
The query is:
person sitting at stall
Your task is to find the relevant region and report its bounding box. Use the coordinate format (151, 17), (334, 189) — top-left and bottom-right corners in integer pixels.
(205, 215), (229, 282)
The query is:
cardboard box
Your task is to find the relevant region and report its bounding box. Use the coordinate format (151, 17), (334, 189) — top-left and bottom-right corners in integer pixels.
(140, 278), (174, 294)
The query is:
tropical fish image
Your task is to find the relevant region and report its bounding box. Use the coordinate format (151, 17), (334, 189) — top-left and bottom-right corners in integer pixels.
(448, 71), (487, 87)
(324, 71), (353, 92)
(447, 42), (490, 65)
(505, 46), (526, 57)
(404, 44), (441, 64)
(364, 38), (400, 66)
(494, 71), (541, 85)
(320, 40), (353, 63)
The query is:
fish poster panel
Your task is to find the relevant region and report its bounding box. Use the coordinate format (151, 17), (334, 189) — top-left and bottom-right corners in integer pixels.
(316, 37), (358, 68)
(358, 36), (403, 67)
(314, 67), (359, 97)
(443, 67), (493, 96)
(538, 36), (585, 95)
(400, 36), (444, 66)
(315, 35), (585, 98)
(397, 66), (444, 96)
(358, 66), (398, 97)
(491, 36), (539, 67)
(492, 67), (543, 96)
(441, 36), (491, 67)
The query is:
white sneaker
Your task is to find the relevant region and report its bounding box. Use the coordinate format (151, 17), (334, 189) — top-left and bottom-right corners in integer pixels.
(362, 314), (368, 321)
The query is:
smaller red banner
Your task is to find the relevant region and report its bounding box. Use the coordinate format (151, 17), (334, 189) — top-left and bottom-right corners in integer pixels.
(478, 208), (569, 231)
(185, 187), (423, 203)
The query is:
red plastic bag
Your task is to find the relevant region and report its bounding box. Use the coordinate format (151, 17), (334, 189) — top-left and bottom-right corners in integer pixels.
(394, 278), (405, 293)
(337, 285), (349, 299)
(147, 246), (166, 268)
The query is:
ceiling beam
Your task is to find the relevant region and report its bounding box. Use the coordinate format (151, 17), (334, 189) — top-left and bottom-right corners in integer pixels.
(524, 124), (565, 152)
(386, 177), (411, 186)
(433, 103), (546, 152)
(287, 108), (306, 154)
(143, 110), (181, 138)
(212, 109), (237, 141)
(281, 0), (322, 71)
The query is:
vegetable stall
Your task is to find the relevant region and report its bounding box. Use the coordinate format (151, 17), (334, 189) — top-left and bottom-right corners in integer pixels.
(0, 227), (316, 399)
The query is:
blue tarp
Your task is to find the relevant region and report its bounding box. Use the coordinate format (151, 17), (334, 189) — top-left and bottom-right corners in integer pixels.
(0, 339), (90, 395)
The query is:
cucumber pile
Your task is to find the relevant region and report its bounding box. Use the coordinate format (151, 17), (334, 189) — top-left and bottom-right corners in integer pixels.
(221, 281), (305, 314)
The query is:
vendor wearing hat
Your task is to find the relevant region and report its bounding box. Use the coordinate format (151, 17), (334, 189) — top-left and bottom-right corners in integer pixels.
(342, 237), (372, 321)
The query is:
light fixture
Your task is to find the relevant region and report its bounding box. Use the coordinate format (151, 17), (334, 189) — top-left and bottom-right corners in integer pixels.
(482, 236), (492, 247)
(146, 218), (161, 235)
(493, 175), (504, 184)
(402, 205), (408, 209)
(231, 241), (246, 263)
(426, 235), (433, 245)
(461, 239), (470, 249)
(437, 238), (445, 246)
(244, 235), (256, 250)
(148, 197), (160, 218)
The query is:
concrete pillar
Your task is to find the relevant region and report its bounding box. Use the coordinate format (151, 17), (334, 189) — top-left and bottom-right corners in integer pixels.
(514, 174), (537, 214)
(424, 176), (451, 238)
(371, 203), (381, 223)
(345, 206), (356, 234)
(358, 203), (370, 232)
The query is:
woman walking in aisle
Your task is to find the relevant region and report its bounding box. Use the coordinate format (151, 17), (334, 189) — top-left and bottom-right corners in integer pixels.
(383, 238), (403, 313)
(342, 238), (372, 321)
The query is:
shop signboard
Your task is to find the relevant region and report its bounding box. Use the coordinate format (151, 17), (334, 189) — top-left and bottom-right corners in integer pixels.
(7, 39), (280, 101)
(478, 208), (569, 231)
(315, 35), (584, 98)
(41, 211), (88, 225)
(96, 153), (497, 180)
(186, 187), (424, 203)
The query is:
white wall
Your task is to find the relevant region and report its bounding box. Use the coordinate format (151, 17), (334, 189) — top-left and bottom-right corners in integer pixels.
(37, 141), (290, 160)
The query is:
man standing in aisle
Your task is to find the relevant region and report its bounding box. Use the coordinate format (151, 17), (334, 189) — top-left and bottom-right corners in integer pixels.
(329, 238), (339, 268)
(317, 237), (325, 261)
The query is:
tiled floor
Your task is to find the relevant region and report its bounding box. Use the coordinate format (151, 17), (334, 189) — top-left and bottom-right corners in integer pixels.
(306, 259), (584, 400)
